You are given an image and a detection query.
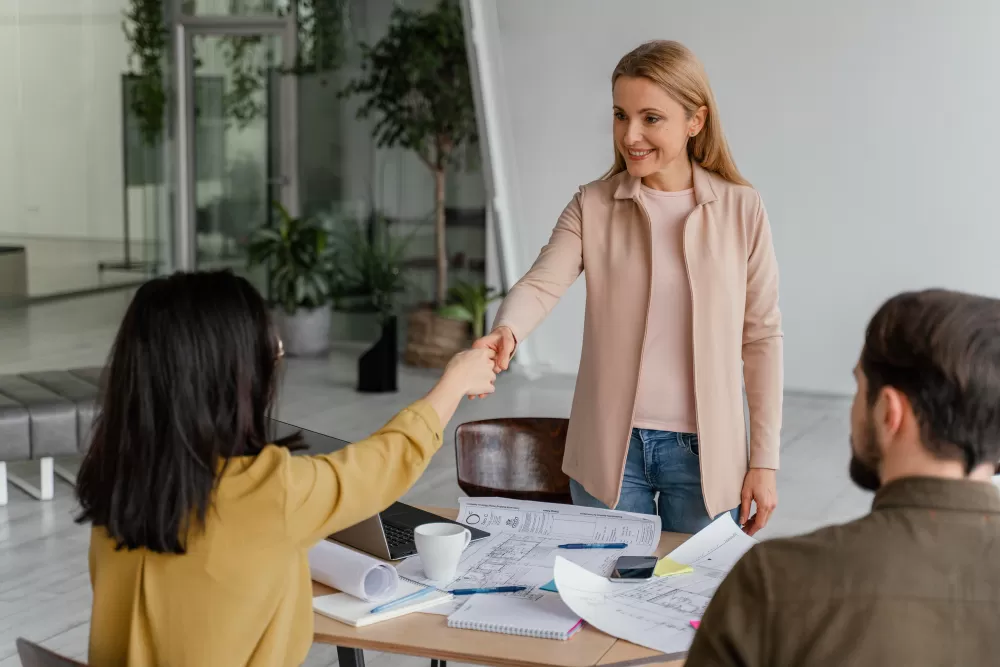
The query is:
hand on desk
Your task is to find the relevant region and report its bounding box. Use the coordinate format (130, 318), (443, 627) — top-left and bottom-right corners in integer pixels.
(467, 326), (516, 399)
(740, 467), (777, 536)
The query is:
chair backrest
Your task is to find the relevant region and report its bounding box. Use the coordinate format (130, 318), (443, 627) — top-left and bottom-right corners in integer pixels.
(455, 418), (572, 504)
(16, 639), (87, 667)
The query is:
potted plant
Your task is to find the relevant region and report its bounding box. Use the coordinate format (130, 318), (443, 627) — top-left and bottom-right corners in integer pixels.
(328, 216), (410, 393)
(247, 203), (337, 357)
(340, 0), (478, 368)
(438, 281), (506, 340)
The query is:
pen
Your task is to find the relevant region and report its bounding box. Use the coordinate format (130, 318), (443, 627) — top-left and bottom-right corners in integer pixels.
(369, 586), (436, 614)
(557, 543), (629, 549)
(448, 586), (528, 596)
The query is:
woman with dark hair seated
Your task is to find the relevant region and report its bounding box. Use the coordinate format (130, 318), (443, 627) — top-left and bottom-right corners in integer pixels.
(76, 270), (497, 667)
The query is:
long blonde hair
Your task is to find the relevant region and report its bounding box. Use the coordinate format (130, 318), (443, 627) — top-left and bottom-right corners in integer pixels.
(602, 40), (749, 186)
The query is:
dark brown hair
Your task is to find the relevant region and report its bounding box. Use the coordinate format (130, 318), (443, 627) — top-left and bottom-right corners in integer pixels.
(76, 271), (285, 554)
(861, 289), (1000, 472)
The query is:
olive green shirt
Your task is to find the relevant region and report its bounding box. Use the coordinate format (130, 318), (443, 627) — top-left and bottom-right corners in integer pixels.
(687, 477), (1000, 667)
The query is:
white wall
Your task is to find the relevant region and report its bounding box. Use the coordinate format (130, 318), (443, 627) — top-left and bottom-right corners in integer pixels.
(471, 0), (1000, 394)
(0, 0), (158, 241)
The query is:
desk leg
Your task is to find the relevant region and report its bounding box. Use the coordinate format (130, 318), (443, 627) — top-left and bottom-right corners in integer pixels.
(337, 647), (365, 667)
(431, 661), (447, 667)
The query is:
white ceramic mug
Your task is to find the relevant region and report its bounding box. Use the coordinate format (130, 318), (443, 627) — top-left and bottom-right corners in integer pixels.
(413, 523), (472, 582)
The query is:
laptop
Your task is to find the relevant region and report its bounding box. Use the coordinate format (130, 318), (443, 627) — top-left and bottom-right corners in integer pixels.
(331, 502), (491, 560)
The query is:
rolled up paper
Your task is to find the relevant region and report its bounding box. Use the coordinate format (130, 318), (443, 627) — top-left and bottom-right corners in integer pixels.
(309, 539), (400, 602)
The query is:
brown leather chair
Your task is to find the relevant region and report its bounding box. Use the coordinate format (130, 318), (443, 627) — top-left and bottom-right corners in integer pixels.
(16, 639), (87, 667)
(455, 418), (573, 504)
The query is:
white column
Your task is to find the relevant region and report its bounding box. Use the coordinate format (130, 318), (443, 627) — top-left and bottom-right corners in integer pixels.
(0, 462), (8, 507)
(39, 457), (54, 501)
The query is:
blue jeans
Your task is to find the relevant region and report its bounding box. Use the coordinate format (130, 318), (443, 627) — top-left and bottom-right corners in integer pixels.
(570, 428), (739, 533)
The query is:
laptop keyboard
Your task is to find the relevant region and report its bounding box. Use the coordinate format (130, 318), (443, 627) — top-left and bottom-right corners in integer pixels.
(382, 522), (414, 548)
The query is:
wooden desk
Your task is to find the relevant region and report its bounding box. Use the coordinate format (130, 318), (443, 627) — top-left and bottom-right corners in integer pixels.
(313, 509), (690, 667)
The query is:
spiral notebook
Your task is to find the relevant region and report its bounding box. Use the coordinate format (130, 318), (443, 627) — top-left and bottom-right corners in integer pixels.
(446, 594), (584, 640)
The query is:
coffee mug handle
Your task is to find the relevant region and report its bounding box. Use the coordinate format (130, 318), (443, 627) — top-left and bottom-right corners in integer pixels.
(462, 528), (472, 549)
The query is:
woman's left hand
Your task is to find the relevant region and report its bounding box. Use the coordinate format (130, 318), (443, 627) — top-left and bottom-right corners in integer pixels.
(739, 468), (777, 536)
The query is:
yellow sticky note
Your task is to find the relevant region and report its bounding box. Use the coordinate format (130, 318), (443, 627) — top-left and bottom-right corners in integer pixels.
(654, 557), (693, 577)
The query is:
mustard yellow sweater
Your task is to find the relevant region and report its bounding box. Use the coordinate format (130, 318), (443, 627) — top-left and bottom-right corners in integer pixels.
(87, 401), (442, 667)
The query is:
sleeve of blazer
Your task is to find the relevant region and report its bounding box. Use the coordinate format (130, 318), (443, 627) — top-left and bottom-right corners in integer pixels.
(742, 193), (783, 470)
(492, 190), (585, 344)
(283, 401), (443, 546)
(686, 546), (770, 667)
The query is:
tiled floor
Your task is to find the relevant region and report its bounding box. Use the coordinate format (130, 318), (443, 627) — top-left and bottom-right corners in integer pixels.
(0, 291), (868, 666)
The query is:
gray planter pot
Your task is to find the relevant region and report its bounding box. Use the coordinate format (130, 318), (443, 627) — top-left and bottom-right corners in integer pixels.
(273, 306), (332, 357)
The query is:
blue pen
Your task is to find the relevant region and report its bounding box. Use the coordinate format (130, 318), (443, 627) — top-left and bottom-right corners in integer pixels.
(369, 586), (436, 614)
(448, 585), (528, 596)
(558, 543), (629, 549)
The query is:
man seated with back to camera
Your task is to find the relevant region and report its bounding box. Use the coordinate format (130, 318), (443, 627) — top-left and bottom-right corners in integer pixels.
(686, 288), (1000, 667)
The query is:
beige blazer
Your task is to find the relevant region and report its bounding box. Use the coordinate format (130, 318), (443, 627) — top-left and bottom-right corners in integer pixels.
(493, 163), (783, 517)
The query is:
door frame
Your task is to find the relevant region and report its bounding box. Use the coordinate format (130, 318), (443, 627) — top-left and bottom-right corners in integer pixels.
(173, 14), (300, 271)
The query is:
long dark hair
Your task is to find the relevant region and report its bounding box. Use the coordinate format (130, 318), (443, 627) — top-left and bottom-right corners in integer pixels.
(76, 270), (283, 554)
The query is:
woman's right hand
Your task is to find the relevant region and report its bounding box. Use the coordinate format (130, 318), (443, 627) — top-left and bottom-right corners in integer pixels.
(442, 348), (498, 397)
(424, 349), (497, 425)
(467, 327), (516, 399)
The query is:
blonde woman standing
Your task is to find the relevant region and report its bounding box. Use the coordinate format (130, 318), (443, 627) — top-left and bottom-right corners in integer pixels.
(473, 41), (782, 535)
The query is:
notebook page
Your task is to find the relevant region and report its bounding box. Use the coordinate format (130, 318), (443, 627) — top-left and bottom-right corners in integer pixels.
(447, 594), (582, 639)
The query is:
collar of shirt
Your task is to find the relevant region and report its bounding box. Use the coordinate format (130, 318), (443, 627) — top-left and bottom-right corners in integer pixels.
(872, 476), (1000, 514)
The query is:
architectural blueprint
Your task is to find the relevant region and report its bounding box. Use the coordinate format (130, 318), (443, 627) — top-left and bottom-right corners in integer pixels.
(399, 497), (661, 615)
(665, 512), (758, 595)
(553, 514), (758, 655)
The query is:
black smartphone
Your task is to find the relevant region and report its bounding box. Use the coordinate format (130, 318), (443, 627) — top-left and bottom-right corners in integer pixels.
(609, 556), (658, 582)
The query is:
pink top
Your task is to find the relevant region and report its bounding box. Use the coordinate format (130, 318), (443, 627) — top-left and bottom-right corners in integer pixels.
(632, 184), (698, 434)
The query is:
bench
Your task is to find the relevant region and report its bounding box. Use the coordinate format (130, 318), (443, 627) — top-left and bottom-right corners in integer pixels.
(0, 367), (350, 506)
(0, 367), (103, 505)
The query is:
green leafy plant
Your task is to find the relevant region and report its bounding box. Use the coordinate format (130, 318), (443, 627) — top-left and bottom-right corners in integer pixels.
(123, 0), (167, 145)
(247, 203), (337, 314)
(340, 0), (478, 306)
(219, 35), (270, 130)
(218, 0), (352, 129)
(327, 216), (410, 324)
(438, 281), (505, 339)
(292, 0), (351, 76)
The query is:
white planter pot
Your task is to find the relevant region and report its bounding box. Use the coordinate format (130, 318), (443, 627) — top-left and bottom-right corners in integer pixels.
(273, 306), (332, 357)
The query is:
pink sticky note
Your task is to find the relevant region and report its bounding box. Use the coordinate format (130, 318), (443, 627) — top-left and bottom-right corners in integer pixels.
(690, 620), (701, 630)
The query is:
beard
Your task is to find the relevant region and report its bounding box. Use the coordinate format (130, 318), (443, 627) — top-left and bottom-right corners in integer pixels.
(849, 455), (881, 492)
(849, 419), (882, 492)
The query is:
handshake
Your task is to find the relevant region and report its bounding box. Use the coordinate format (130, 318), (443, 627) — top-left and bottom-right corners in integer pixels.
(439, 326), (517, 400)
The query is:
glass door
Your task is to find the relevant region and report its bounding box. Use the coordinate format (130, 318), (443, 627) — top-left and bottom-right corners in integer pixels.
(174, 16), (298, 294)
